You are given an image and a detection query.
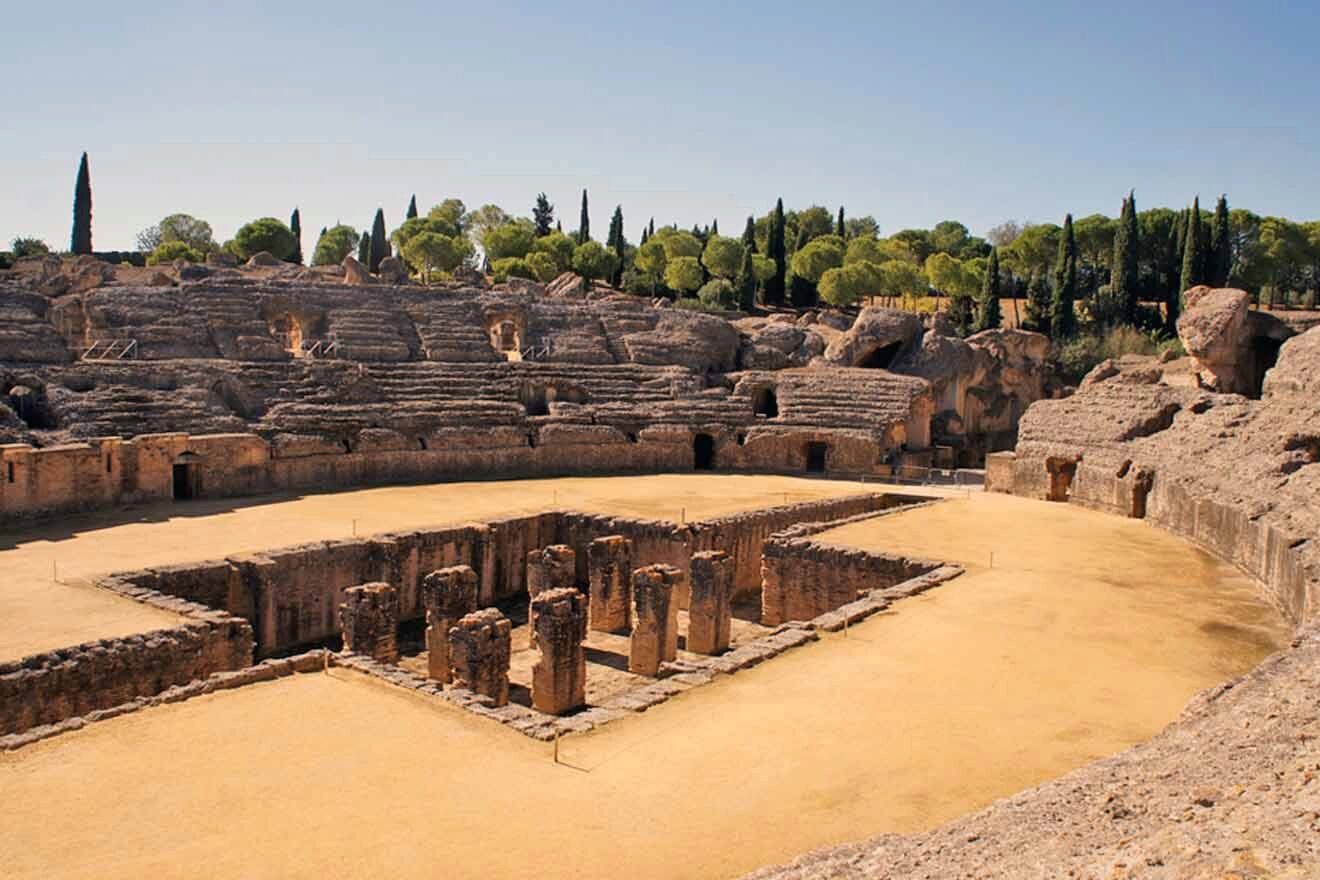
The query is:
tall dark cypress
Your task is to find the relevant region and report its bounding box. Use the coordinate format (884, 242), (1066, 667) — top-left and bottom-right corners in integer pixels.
(406, 195), (418, 220)
(711, 218), (719, 236)
(640, 226), (649, 245)
(974, 248), (1002, 332)
(836, 206), (845, 238)
(608, 205), (625, 286)
(1024, 269), (1052, 334)
(735, 245), (756, 312)
(765, 198), (787, 306)
(1209, 195), (1231, 287)
(742, 216), (757, 253)
(289, 208), (303, 264)
(1051, 214), (1078, 338)
(789, 224), (815, 308)
(648, 218), (655, 238)
(1180, 196), (1204, 296)
(1111, 191), (1140, 323)
(71, 152), (93, 254)
(369, 208), (388, 272)
(356, 232), (369, 264)
(578, 190), (590, 244)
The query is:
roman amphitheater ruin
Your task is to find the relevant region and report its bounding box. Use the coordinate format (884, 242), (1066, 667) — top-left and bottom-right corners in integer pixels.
(1, 255), (1316, 878)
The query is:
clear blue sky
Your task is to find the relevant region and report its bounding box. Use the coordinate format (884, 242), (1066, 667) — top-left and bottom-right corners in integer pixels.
(5, 1), (1318, 251)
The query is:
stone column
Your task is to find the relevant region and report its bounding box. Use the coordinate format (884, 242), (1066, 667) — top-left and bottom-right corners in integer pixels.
(339, 582), (399, 663)
(688, 550), (733, 654)
(527, 544), (576, 598)
(587, 535), (633, 633)
(629, 564), (682, 676)
(421, 565), (478, 682)
(448, 608), (512, 707)
(530, 587), (588, 715)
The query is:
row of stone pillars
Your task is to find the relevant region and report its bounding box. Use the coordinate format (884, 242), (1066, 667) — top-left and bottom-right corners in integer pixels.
(337, 538), (736, 718)
(525, 538), (734, 714)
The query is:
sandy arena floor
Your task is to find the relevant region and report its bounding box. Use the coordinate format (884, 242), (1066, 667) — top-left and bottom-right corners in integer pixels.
(0, 473), (898, 661)
(0, 492), (1288, 880)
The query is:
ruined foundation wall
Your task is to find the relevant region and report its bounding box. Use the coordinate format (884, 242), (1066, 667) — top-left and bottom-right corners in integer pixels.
(0, 618), (252, 735)
(761, 538), (942, 626)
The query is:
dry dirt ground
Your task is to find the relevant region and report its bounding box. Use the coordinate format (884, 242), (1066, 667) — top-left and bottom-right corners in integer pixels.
(0, 473), (889, 662)
(0, 492), (1287, 880)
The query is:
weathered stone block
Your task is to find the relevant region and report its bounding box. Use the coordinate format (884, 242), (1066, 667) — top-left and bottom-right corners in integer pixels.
(448, 608), (511, 707)
(527, 544), (576, 598)
(587, 535), (633, 633)
(629, 564), (682, 676)
(688, 550), (733, 654)
(530, 587), (587, 715)
(421, 565), (477, 682)
(338, 582), (399, 663)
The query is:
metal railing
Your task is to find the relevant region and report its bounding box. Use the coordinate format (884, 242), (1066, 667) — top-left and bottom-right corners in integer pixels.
(81, 339), (138, 360)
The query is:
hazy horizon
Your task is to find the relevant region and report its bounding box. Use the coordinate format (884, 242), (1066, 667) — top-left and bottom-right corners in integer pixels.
(5, 1), (1318, 251)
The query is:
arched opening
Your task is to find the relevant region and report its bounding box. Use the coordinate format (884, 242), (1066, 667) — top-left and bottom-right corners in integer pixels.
(269, 313), (304, 356)
(693, 434), (715, 470)
(735, 432), (747, 446)
(805, 441), (828, 473)
(752, 387), (778, 418)
(7, 384), (56, 429)
(856, 341), (903, 370)
(417, 437), (428, 450)
(1248, 335), (1284, 399)
(522, 387), (549, 416)
(172, 452), (202, 501)
(1045, 457), (1077, 502)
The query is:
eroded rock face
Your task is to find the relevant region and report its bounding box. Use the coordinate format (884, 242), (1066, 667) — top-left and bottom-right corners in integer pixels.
(245, 252), (281, 268)
(1177, 286), (1253, 394)
(376, 256), (409, 284)
(622, 311), (740, 373)
(546, 272), (586, 298)
(341, 256), (372, 285)
(823, 307), (923, 369)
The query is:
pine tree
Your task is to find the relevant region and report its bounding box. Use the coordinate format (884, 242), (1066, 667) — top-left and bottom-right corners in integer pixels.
(836, 206), (845, 238)
(288, 208), (303, 264)
(71, 152), (92, 254)
(789, 224), (815, 307)
(369, 208), (388, 272)
(1209, 195), (1231, 287)
(1111, 191), (1140, 324)
(578, 190), (590, 244)
(1024, 269), (1053, 333)
(356, 232), (369, 264)
(533, 193), (554, 237)
(406, 195), (418, 220)
(1180, 196), (1205, 295)
(735, 244), (756, 312)
(974, 248), (1002, 332)
(742, 216), (757, 253)
(765, 198), (787, 306)
(1051, 215), (1078, 338)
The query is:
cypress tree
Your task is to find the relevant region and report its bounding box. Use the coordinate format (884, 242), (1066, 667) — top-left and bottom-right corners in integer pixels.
(735, 244), (756, 312)
(556, 220), (562, 234)
(648, 218), (655, 238)
(356, 231), (369, 264)
(974, 248), (1002, 332)
(1169, 209), (1188, 292)
(1051, 214), (1078, 338)
(742, 216), (757, 253)
(1209, 195), (1231, 287)
(836, 206), (845, 238)
(533, 193), (554, 236)
(368, 208), (388, 272)
(608, 205), (625, 286)
(578, 190), (590, 243)
(711, 218), (719, 236)
(406, 195), (418, 220)
(640, 226), (649, 245)
(289, 208), (303, 264)
(1024, 269), (1053, 334)
(320, 226), (328, 240)
(789, 224), (815, 308)
(1180, 196), (1204, 296)
(948, 289), (975, 337)
(765, 198), (787, 306)
(1111, 191), (1140, 324)
(71, 152), (93, 254)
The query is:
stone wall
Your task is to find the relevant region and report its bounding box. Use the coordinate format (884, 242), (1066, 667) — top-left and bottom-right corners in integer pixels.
(761, 539), (943, 626)
(0, 617), (252, 735)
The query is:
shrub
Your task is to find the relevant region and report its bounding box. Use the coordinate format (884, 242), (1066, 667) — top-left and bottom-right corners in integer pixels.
(232, 218), (296, 261)
(1055, 325), (1177, 384)
(312, 225), (360, 266)
(526, 251), (561, 283)
(491, 257), (535, 282)
(146, 241), (202, 265)
(10, 237), (50, 258)
(697, 278), (736, 309)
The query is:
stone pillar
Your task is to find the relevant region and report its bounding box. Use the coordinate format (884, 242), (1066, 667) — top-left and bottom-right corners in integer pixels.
(448, 608), (511, 707)
(629, 564), (682, 676)
(339, 582), (399, 663)
(688, 550), (733, 654)
(530, 587), (588, 715)
(421, 565), (477, 682)
(587, 535), (633, 633)
(527, 544), (576, 597)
